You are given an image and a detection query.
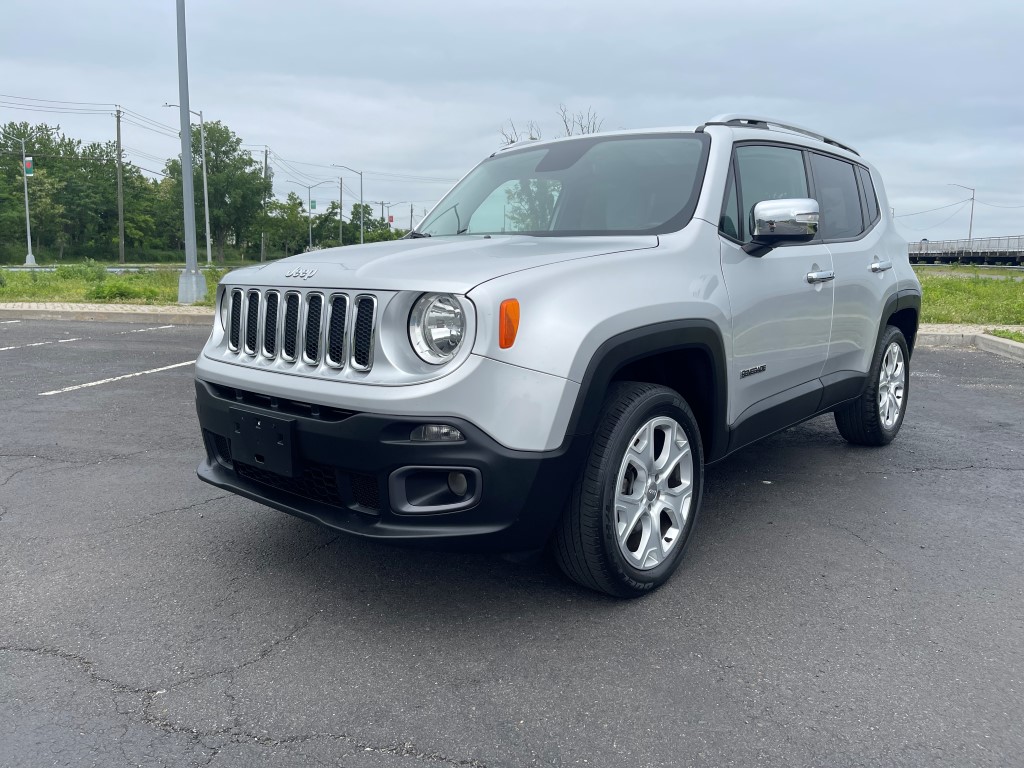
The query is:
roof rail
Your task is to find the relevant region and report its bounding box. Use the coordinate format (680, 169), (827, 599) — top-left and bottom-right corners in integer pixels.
(697, 114), (859, 156)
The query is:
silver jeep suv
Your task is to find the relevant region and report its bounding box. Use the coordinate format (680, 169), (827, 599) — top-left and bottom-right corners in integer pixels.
(195, 115), (921, 597)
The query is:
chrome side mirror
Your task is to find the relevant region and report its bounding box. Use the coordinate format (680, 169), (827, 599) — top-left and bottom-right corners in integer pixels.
(744, 198), (819, 255)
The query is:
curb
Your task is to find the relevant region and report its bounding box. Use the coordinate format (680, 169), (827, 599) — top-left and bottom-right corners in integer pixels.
(0, 307), (214, 326)
(918, 331), (1024, 364)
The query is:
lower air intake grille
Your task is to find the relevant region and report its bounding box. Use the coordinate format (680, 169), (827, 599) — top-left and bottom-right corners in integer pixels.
(350, 473), (380, 511)
(236, 461), (345, 509)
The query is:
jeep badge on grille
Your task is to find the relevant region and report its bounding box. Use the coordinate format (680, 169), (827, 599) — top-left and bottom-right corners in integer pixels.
(285, 267), (318, 280)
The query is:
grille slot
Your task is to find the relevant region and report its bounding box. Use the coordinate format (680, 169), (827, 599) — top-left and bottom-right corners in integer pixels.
(228, 289), (242, 350)
(263, 291), (279, 357)
(282, 292), (301, 361)
(352, 295), (377, 371)
(303, 293), (324, 364)
(244, 290), (260, 354)
(326, 294), (348, 368)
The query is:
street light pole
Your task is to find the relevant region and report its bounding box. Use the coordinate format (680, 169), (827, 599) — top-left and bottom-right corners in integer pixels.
(20, 137), (35, 266)
(174, 0), (206, 303)
(949, 183), (976, 241)
(197, 110), (212, 264)
(332, 164), (364, 244)
(287, 179), (331, 250)
(165, 103), (211, 264)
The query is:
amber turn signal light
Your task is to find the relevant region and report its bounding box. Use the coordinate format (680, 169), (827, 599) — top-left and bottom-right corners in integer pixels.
(499, 299), (520, 349)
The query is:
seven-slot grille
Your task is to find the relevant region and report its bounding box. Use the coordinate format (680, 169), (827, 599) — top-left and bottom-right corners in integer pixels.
(227, 288), (378, 371)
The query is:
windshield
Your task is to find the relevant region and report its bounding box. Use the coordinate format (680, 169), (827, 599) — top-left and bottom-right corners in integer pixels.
(418, 133), (710, 237)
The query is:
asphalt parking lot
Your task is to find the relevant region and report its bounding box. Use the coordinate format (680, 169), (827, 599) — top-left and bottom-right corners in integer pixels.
(1, 318), (1022, 768)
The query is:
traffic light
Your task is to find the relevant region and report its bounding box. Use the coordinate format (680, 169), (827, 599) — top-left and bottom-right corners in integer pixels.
(24, 157), (34, 177)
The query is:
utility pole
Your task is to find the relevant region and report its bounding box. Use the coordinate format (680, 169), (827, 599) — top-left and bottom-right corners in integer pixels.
(332, 164), (364, 244)
(410, 202), (413, 231)
(175, 0), (206, 303)
(339, 176), (344, 245)
(261, 146), (268, 262)
(115, 108), (125, 264)
(19, 137), (35, 266)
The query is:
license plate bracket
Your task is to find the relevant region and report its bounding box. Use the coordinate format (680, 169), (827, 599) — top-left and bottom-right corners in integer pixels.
(229, 407), (296, 477)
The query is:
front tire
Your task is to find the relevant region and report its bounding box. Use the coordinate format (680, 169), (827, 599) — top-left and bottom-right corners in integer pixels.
(834, 325), (910, 446)
(553, 382), (705, 598)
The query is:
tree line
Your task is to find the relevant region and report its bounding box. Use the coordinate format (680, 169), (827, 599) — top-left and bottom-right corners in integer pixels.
(0, 120), (405, 265)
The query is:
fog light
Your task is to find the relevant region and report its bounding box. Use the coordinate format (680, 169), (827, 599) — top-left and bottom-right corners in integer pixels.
(448, 471), (468, 497)
(410, 424), (464, 442)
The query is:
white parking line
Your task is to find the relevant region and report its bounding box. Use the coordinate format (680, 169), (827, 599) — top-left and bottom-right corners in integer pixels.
(39, 361), (195, 396)
(0, 325), (175, 352)
(0, 338), (81, 351)
(0, 319), (21, 324)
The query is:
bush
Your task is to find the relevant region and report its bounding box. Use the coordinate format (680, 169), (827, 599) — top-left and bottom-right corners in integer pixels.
(55, 260), (107, 282)
(86, 280), (160, 302)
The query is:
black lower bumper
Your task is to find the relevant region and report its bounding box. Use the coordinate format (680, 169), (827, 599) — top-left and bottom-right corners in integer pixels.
(195, 379), (588, 551)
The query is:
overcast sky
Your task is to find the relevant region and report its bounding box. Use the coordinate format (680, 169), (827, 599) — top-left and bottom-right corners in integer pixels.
(2, 0), (1022, 239)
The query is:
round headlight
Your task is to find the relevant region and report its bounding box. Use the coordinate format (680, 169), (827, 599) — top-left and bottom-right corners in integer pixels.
(409, 293), (465, 364)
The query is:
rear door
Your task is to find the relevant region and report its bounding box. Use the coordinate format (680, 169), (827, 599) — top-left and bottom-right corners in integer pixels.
(810, 155), (898, 377)
(719, 143), (834, 425)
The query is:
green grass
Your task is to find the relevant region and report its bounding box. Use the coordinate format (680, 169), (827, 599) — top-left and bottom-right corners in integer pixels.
(988, 328), (1024, 344)
(0, 266), (228, 306)
(914, 265), (1023, 279)
(918, 273), (1024, 324)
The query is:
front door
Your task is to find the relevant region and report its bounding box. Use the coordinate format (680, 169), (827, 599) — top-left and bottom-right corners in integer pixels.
(719, 144), (834, 424)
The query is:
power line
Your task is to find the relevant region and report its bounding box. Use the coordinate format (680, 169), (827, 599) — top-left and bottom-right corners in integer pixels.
(975, 200), (1024, 209)
(0, 101), (111, 116)
(119, 107), (178, 133)
(897, 201), (970, 232)
(0, 93), (115, 107)
(129, 163), (170, 178)
(120, 117), (179, 140)
(894, 199), (971, 218)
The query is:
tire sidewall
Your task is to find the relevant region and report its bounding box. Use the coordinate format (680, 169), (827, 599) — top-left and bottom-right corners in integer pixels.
(597, 391), (705, 591)
(874, 327), (910, 441)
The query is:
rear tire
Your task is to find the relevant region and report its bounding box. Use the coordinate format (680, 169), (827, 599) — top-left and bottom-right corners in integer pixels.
(835, 325), (910, 446)
(553, 382), (704, 598)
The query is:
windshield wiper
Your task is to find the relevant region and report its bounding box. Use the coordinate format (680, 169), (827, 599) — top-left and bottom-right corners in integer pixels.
(405, 230), (431, 238)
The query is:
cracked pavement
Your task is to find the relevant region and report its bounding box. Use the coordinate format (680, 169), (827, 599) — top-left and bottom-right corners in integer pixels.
(1, 320), (1022, 767)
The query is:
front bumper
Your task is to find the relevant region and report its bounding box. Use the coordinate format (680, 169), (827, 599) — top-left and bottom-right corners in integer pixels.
(195, 379), (589, 551)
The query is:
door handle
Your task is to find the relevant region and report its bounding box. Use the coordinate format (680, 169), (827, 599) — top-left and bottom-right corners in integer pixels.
(870, 259), (893, 272)
(806, 270), (836, 284)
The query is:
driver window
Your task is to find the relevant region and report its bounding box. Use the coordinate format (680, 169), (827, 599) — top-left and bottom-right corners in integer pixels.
(734, 146), (809, 243)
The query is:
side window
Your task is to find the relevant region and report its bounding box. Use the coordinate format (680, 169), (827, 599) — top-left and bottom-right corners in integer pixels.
(857, 166), (880, 225)
(809, 153), (865, 240)
(719, 165), (740, 240)
(734, 145), (809, 243)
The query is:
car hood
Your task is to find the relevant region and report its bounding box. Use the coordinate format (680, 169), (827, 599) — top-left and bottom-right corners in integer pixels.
(224, 235), (658, 293)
